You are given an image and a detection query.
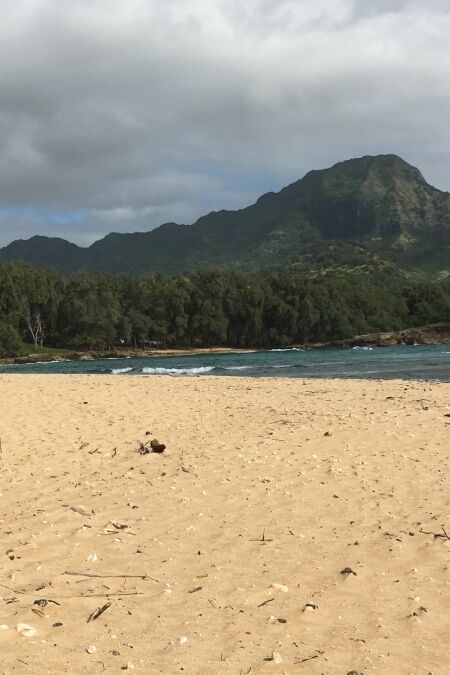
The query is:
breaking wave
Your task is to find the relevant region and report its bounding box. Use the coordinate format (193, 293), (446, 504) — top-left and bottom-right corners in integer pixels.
(141, 366), (215, 375)
(268, 347), (304, 352)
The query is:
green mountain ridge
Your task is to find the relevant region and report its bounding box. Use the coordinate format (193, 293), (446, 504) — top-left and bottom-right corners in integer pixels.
(1, 154), (449, 277)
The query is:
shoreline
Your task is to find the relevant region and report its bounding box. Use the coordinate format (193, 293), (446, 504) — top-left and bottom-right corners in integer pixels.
(1, 323), (449, 366)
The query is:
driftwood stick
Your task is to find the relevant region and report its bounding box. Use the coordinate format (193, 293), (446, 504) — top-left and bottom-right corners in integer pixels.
(87, 601), (112, 622)
(63, 570), (159, 582)
(419, 526), (450, 540)
(0, 583), (29, 595)
(0, 583), (146, 599)
(296, 654), (319, 664)
(68, 591), (145, 598)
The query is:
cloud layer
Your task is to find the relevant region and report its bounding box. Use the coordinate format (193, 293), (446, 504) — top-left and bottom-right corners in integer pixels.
(0, 0), (449, 246)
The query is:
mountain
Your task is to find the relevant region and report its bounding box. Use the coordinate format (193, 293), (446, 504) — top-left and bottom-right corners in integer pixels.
(1, 154), (449, 277)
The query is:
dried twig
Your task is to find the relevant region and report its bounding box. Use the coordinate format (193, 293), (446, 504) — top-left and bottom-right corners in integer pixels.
(296, 650), (324, 664)
(87, 601), (111, 622)
(250, 529), (273, 543)
(188, 586), (202, 594)
(257, 597), (274, 608)
(57, 591), (145, 599)
(63, 571), (158, 582)
(178, 463), (198, 478)
(0, 584), (145, 600)
(0, 583), (29, 595)
(419, 526), (450, 540)
(296, 654), (319, 664)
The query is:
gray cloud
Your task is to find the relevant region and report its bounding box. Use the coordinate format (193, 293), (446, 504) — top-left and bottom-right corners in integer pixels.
(0, 0), (449, 246)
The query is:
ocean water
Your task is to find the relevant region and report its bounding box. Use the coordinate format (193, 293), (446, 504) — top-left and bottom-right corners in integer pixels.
(0, 344), (449, 380)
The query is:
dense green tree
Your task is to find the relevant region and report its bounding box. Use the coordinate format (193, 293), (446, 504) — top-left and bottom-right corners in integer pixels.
(59, 272), (120, 348)
(0, 261), (449, 357)
(0, 322), (23, 357)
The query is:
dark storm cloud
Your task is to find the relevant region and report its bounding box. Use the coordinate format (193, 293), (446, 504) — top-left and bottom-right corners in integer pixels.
(0, 0), (449, 246)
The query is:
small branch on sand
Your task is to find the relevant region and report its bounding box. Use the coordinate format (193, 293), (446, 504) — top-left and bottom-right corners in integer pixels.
(257, 597), (274, 608)
(281, 529), (296, 536)
(87, 601), (112, 622)
(63, 571), (159, 582)
(418, 526), (450, 541)
(251, 529), (273, 543)
(178, 463), (198, 478)
(295, 651), (324, 664)
(296, 654), (318, 664)
(70, 591), (145, 598)
(0, 583), (145, 600)
(0, 583), (28, 595)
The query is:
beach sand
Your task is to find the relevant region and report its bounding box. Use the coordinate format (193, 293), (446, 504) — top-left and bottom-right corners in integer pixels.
(0, 374), (449, 674)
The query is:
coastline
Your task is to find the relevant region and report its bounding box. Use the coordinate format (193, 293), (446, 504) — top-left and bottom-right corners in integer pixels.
(0, 374), (449, 673)
(1, 323), (449, 366)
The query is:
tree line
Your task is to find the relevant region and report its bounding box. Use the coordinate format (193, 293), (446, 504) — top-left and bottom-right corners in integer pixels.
(0, 261), (449, 357)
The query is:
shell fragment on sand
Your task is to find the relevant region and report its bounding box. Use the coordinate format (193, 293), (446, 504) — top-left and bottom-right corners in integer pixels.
(271, 583), (289, 592)
(70, 505), (93, 517)
(272, 651), (283, 665)
(16, 623), (37, 638)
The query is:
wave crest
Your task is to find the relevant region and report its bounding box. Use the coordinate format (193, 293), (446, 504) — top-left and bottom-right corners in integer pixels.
(141, 366), (214, 375)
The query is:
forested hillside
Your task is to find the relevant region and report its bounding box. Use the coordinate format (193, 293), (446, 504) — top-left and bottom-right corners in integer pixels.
(1, 262), (449, 357)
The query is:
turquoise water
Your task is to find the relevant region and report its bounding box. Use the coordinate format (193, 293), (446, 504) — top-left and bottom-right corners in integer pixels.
(0, 344), (449, 380)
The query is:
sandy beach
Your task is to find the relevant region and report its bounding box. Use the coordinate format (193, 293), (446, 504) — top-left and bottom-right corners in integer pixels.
(0, 374), (449, 674)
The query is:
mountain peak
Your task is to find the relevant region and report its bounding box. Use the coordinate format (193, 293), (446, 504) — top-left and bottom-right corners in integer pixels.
(0, 154), (448, 277)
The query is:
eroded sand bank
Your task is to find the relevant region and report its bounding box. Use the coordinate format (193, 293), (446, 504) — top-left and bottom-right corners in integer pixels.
(0, 374), (449, 674)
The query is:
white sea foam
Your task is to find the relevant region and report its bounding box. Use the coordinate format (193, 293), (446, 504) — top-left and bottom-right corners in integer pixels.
(269, 347), (303, 352)
(24, 359), (63, 365)
(223, 365), (252, 370)
(141, 366), (214, 375)
(352, 346), (373, 351)
(111, 367), (133, 374)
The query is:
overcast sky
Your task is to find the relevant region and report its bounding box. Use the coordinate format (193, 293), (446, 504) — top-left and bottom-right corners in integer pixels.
(0, 0), (449, 247)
